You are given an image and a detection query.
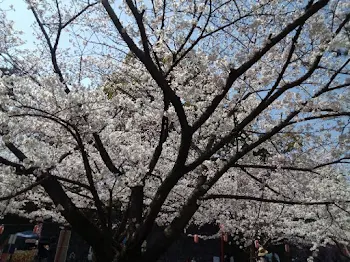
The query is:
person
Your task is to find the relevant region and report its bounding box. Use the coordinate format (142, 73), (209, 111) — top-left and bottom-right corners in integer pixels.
(87, 246), (93, 261)
(257, 247), (268, 262)
(47, 237), (57, 262)
(67, 251), (76, 262)
(257, 247), (280, 262)
(37, 242), (49, 262)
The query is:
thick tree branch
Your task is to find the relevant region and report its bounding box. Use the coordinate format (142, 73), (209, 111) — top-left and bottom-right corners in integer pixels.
(4, 142), (27, 162)
(74, 130), (108, 229)
(41, 173), (117, 259)
(0, 155), (24, 169)
(93, 133), (122, 175)
(101, 0), (145, 59)
(127, 185), (144, 233)
(135, 124), (193, 247)
(143, 114), (169, 183)
(125, 0), (151, 56)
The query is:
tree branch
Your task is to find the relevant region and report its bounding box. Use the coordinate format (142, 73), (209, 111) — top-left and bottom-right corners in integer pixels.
(192, 0), (329, 132)
(74, 130), (108, 229)
(125, 0), (151, 56)
(231, 163), (319, 174)
(239, 167), (292, 199)
(314, 157), (350, 169)
(287, 112), (350, 126)
(9, 111), (107, 228)
(0, 176), (47, 201)
(4, 142), (27, 162)
(93, 133), (122, 175)
(200, 194), (350, 206)
(186, 54), (322, 173)
(61, 1), (99, 29)
(101, 0), (145, 59)
(101, 0), (190, 133)
(0, 155), (24, 169)
(0, 139), (115, 257)
(143, 114), (169, 183)
(41, 173), (117, 258)
(52, 175), (91, 191)
(29, 2), (69, 93)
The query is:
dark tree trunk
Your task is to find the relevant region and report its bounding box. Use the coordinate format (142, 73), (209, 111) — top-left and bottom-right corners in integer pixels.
(117, 253), (143, 262)
(92, 241), (116, 262)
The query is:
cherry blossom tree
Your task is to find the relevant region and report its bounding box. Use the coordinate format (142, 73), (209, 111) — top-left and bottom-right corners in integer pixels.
(0, 0), (350, 261)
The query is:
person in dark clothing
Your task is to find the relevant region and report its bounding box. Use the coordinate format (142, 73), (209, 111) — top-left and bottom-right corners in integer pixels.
(37, 242), (49, 262)
(47, 237), (57, 262)
(257, 247), (280, 262)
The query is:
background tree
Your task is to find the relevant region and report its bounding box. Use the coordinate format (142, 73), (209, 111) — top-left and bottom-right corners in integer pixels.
(0, 0), (350, 261)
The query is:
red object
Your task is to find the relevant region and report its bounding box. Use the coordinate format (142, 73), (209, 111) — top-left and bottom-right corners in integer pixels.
(255, 240), (260, 249)
(223, 233), (228, 242)
(0, 225), (4, 235)
(285, 244), (290, 253)
(193, 234), (199, 243)
(33, 223), (43, 236)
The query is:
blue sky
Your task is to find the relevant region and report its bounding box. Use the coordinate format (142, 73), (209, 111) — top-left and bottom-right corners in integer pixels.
(3, 0), (36, 48)
(3, 0), (76, 50)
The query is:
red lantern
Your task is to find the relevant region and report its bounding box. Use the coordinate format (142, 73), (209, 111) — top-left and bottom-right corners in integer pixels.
(223, 233), (228, 242)
(33, 223), (43, 236)
(254, 240), (260, 249)
(193, 234), (199, 243)
(285, 244), (290, 253)
(0, 225), (4, 235)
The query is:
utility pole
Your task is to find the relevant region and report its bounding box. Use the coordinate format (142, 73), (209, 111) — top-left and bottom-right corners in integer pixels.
(54, 226), (71, 262)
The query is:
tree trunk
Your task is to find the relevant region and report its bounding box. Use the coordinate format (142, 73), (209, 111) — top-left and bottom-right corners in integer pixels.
(93, 242), (115, 262)
(117, 254), (143, 262)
